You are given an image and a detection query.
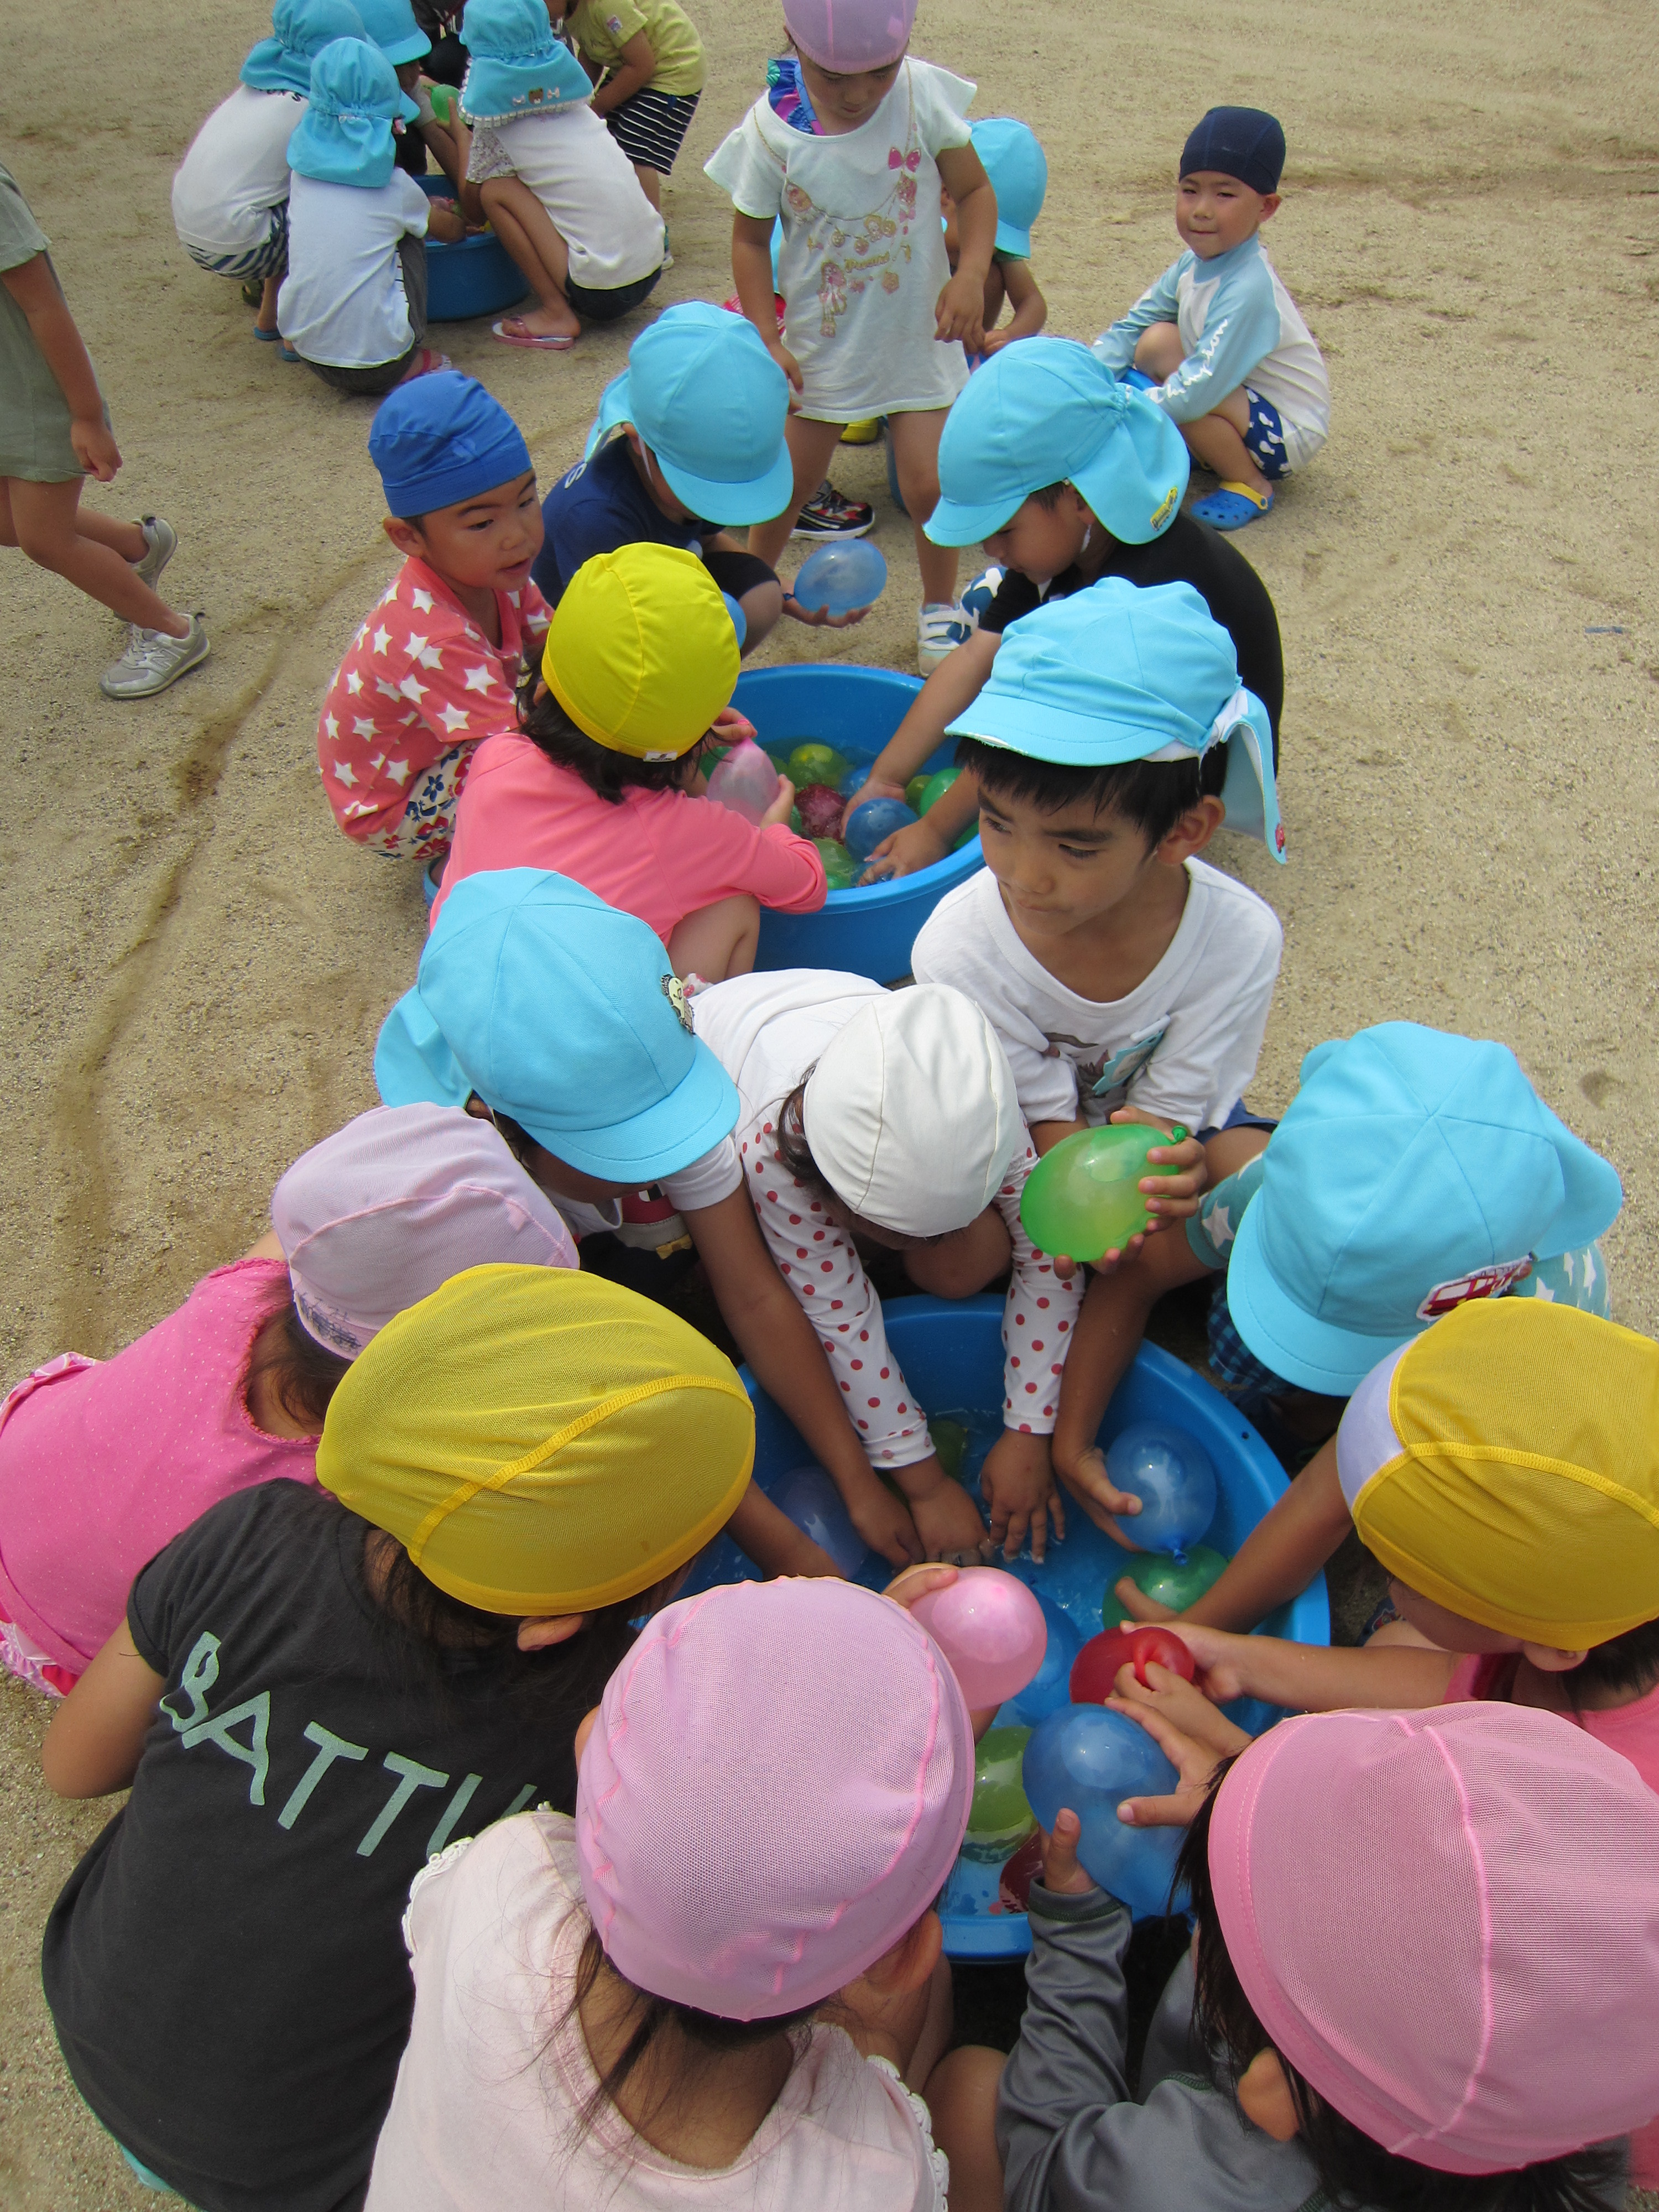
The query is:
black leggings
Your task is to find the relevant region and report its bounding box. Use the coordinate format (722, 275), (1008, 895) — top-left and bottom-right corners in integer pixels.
(305, 233), (429, 397)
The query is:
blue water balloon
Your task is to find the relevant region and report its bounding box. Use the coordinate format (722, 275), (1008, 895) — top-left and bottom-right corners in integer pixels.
(1022, 1703), (1188, 1918)
(844, 795), (917, 861)
(1103, 1423), (1217, 1559)
(772, 1463), (873, 1579)
(1001, 1596), (1082, 1726)
(719, 591), (747, 648)
(839, 761), (872, 800)
(792, 539), (889, 618)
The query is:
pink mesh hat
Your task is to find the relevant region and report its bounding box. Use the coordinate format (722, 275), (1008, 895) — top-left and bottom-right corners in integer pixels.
(782, 0), (916, 72)
(272, 1102), (577, 1355)
(576, 1578), (973, 2020)
(1209, 1704), (1659, 2175)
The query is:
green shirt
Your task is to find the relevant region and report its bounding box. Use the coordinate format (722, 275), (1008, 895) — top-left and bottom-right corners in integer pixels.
(0, 160), (85, 481)
(567, 0), (704, 96)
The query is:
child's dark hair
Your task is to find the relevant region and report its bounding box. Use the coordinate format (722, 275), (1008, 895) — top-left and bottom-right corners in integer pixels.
(1177, 1773), (1627, 2211)
(955, 733), (1227, 852)
(243, 1297), (352, 1431)
(515, 665), (696, 805)
(770, 1078), (820, 1190)
(1566, 1616), (1659, 1707)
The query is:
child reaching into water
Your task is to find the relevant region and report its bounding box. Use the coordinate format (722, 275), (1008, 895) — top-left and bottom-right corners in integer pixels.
(367, 1574), (976, 2209)
(1093, 106), (1329, 532)
(706, 0), (1000, 672)
(436, 543), (825, 982)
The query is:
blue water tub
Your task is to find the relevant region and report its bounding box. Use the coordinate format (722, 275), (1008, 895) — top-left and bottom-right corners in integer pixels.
(686, 1294), (1328, 1959)
(418, 176), (529, 322)
(733, 664), (984, 984)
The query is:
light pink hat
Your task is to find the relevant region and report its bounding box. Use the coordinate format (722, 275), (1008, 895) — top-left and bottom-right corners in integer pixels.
(783, 0), (916, 73)
(576, 1577), (973, 2020)
(1209, 1703), (1659, 2175)
(271, 1102), (577, 1355)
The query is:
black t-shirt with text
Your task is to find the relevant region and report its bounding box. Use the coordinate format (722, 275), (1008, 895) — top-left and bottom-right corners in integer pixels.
(42, 1482), (591, 2212)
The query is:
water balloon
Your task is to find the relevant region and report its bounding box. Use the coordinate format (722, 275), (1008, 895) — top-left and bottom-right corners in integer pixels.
(785, 743), (851, 790)
(1103, 1425), (1217, 1559)
(792, 539), (888, 617)
(1019, 1123), (1188, 1262)
(963, 1724), (1035, 1861)
(909, 1567), (1048, 1710)
(1069, 1626), (1194, 1705)
(1001, 1595), (1083, 1726)
(1119, 1544), (1229, 1616)
(844, 796), (918, 862)
(704, 737), (778, 824)
(1022, 1704), (1187, 1918)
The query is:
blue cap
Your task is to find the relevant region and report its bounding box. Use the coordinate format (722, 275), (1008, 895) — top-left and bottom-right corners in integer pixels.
(369, 372), (533, 515)
(1223, 1025), (1623, 1393)
(374, 870), (740, 1182)
(242, 0), (366, 93)
(288, 38), (419, 186)
(458, 0), (593, 124)
(969, 118), (1047, 259)
(926, 338), (1188, 547)
(1180, 107), (1285, 196)
(582, 304), (794, 525)
(948, 578), (1284, 861)
(353, 0), (430, 64)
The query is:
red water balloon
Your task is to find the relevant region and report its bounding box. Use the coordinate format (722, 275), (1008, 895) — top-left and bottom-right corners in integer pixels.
(1069, 1626), (1195, 1705)
(999, 1830), (1045, 1913)
(795, 782), (845, 838)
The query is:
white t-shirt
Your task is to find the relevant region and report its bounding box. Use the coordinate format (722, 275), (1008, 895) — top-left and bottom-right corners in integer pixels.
(171, 85), (303, 255)
(703, 59), (974, 422)
(911, 861), (1283, 1133)
(278, 170), (430, 369)
(366, 1811), (948, 2212)
(690, 970), (1082, 1462)
(547, 1134), (743, 1247)
(467, 105), (664, 293)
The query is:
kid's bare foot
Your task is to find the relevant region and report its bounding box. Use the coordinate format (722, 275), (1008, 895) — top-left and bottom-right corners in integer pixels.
(491, 309), (578, 350)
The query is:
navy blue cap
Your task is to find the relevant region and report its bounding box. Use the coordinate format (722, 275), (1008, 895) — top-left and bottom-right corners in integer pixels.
(1180, 107), (1285, 196)
(368, 372), (533, 517)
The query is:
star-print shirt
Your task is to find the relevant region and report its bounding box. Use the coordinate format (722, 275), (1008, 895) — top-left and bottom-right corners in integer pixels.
(316, 557), (550, 849)
(688, 969), (1083, 1469)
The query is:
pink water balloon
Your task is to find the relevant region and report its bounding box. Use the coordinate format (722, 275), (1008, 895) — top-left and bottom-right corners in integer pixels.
(908, 1568), (1048, 1710)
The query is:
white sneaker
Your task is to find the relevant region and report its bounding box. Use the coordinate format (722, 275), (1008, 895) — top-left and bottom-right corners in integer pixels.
(917, 601), (973, 675)
(132, 515), (176, 592)
(99, 614), (210, 700)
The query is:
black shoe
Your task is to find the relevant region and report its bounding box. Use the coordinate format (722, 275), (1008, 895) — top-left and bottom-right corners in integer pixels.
(791, 480), (875, 539)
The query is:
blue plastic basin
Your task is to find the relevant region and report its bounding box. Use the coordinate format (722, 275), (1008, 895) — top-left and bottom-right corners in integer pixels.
(733, 664), (984, 983)
(685, 1295), (1329, 1959)
(417, 176), (529, 322)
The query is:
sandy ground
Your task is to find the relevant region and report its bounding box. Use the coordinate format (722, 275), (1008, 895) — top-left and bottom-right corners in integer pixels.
(2, 0), (1657, 2201)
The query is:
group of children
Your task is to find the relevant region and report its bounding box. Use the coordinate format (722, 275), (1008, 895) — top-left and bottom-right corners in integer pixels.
(6, 0), (1657, 2206)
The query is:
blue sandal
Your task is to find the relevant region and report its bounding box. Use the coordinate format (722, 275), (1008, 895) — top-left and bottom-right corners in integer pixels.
(1191, 481), (1274, 531)
(253, 324), (282, 344)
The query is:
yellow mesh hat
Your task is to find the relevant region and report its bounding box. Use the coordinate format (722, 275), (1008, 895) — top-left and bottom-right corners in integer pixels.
(1338, 1300), (1659, 1646)
(542, 542), (740, 761)
(315, 1264), (754, 1614)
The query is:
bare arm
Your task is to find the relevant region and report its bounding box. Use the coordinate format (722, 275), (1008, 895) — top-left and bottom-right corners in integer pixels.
(732, 212), (800, 393)
(932, 143), (994, 349)
(982, 258), (1047, 353)
(41, 1623), (164, 1798)
(2, 252), (119, 480)
(588, 28), (655, 113)
(726, 1480), (842, 1578)
(857, 628), (999, 802)
(1172, 1620), (1459, 1715)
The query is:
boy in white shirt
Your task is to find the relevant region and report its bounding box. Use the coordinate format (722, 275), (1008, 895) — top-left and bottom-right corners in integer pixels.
(911, 576), (1284, 1202)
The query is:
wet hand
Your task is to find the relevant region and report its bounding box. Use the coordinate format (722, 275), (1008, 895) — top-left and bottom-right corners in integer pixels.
(979, 1429), (1065, 1563)
(847, 1479), (925, 1568)
(857, 817), (950, 883)
(1105, 1666), (1250, 1828)
(1055, 1444), (1146, 1547)
(783, 594), (869, 630)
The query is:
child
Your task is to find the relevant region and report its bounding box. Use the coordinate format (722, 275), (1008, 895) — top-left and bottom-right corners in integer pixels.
(560, 0), (705, 217)
(0, 1102), (576, 1697)
(1056, 1024), (1621, 1573)
(377, 867), (932, 1572)
(705, 0), (1000, 672)
(848, 341), (1284, 877)
(316, 371), (547, 872)
(278, 35), (458, 391)
(170, 0), (366, 341)
(949, 117), (1048, 354)
(2, 163), (207, 700)
(437, 544), (825, 981)
(687, 968), (1081, 1563)
(959, 1702), (1659, 2209)
(533, 302), (797, 654)
(367, 1575), (976, 2208)
(352, 0), (469, 193)
(455, 0), (665, 351)
(1093, 106), (1329, 531)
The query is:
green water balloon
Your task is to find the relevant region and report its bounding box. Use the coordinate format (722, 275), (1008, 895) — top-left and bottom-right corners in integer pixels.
(963, 1724), (1036, 1861)
(1019, 1123), (1189, 1262)
(1117, 1543), (1230, 1618)
(786, 743), (851, 790)
(930, 1416), (969, 1482)
(918, 764), (962, 815)
(812, 837), (859, 889)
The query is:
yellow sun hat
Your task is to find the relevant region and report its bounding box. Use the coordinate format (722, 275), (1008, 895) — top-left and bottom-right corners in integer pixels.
(542, 542), (740, 761)
(316, 1263), (754, 1614)
(1334, 1298), (1659, 1647)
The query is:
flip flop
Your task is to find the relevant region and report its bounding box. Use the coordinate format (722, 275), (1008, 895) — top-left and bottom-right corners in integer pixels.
(491, 317), (576, 351)
(1191, 481), (1274, 530)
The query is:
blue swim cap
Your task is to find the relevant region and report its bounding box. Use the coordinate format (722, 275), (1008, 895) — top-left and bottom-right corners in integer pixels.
(1180, 107), (1285, 196)
(370, 372), (533, 515)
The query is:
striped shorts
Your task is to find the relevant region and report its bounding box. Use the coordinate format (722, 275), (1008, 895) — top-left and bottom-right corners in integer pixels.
(604, 86), (700, 174)
(182, 202), (289, 283)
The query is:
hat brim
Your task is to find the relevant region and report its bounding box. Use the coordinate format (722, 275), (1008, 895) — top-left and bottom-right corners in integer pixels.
(518, 1036), (740, 1183)
(946, 691), (1181, 761)
(1222, 1192), (1412, 1394)
(993, 218), (1032, 258)
(379, 29), (431, 62)
(1067, 412), (1190, 546)
(924, 488), (1025, 546)
(654, 439), (797, 529)
(241, 46), (311, 93)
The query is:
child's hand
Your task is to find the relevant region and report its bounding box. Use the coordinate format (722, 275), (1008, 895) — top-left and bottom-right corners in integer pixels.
(838, 776), (907, 836)
(1105, 1666), (1249, 1828)
(1110, 1574), (1177, 1625)
(1109, 1111), (1209, 1229)
(72, 417), (121, 482)
(846, 1474), (926, 1568)
(979, 1428), (1065, 1563)
(1037, 1808), (1097, 1896)
(1137, 1622), (1254, 1707)
(766, 338), (804, 396)
(1053, 1443), (1148, 1548)
(901, 1466), (991, 1563)
(857, 815), (950, 883)
(783, 593), (870, 630)
(761, 774), (797, 830)
(710, 706), (758, 746)
(934, 269), (987, 352)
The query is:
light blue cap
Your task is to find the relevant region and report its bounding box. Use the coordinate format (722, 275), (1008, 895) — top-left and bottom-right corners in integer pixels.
(458, 0), (593, 124)
(970, 117), (1047, 259)
(578, 304), (793, 524)
(927, 338), (1188, 548)
(288, 38), (419, 186)
(242, 0), (366, 93)
(948, 578), (1284, 862)
(374, 870), (740, 1182)
(1224, 1025), (1624, 1394)
(353, 0), (430, 64)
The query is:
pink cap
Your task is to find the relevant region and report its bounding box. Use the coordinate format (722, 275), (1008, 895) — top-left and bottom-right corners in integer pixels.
(1209, 1704), (1659, 2174)
(576, 1578), (972, 2020)
(271, 1103), (577, 1354)
(783, 0), (916, 73)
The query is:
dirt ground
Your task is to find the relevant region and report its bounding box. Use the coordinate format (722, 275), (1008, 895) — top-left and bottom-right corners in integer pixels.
(2, 0), (1657, 2201)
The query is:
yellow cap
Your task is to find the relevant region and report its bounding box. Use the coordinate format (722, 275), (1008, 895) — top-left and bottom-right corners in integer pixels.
(1349, 1300), (1659, 1647)
(543, 542), (740, 761)
(315, 1264), (754, 1614)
